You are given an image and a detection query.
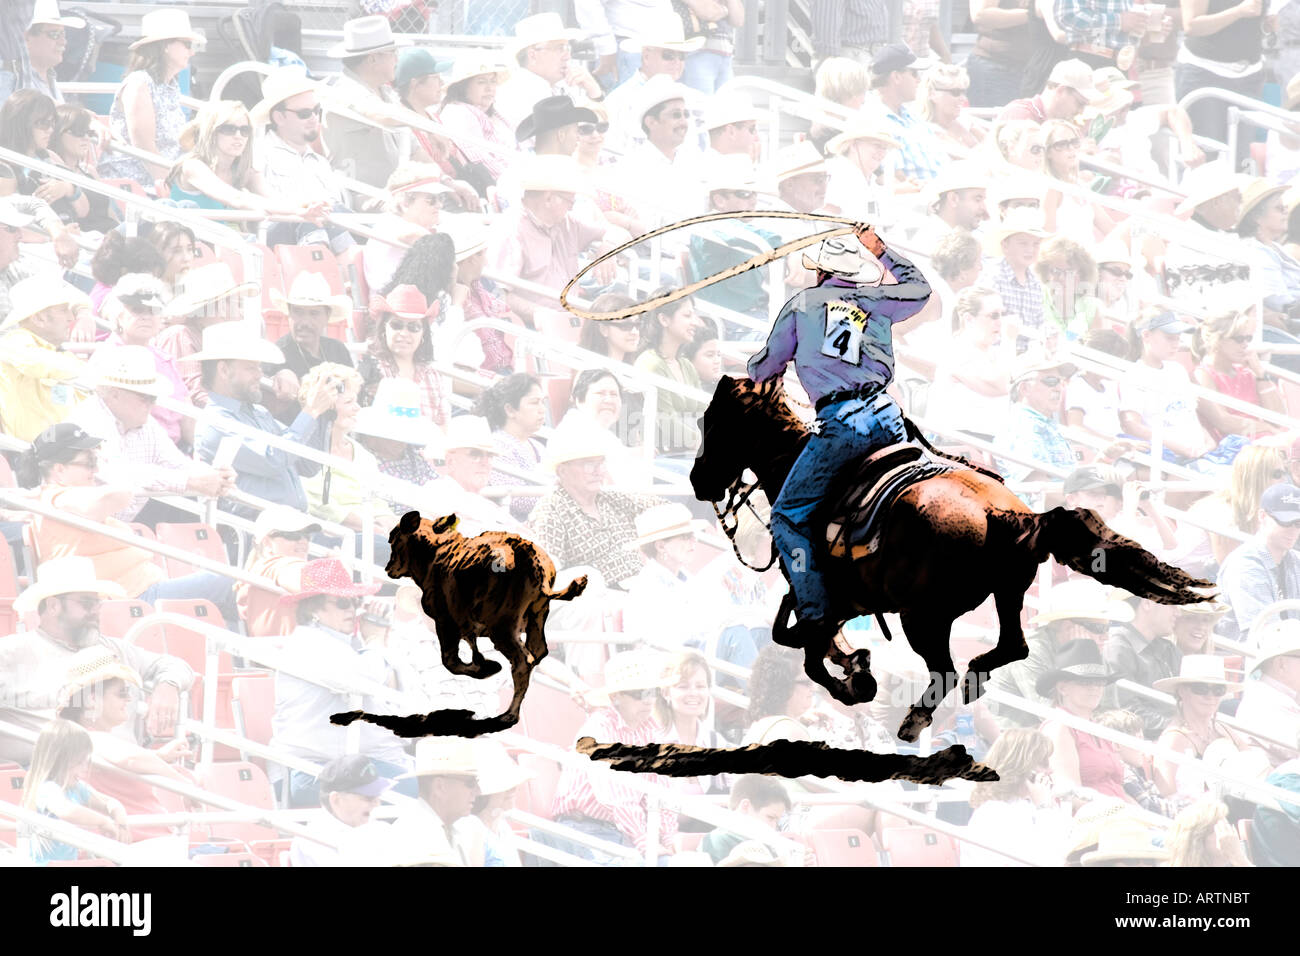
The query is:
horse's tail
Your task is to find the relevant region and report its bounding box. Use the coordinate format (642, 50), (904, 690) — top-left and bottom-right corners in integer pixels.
(990, 506), (1215, 604)
(546, 575), (589, 603)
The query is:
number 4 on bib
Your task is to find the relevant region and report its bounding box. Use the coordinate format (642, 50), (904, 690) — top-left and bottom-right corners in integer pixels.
(821, 301), (868, 366)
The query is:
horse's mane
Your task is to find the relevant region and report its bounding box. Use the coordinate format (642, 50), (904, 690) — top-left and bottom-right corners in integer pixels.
(721, 376), (810, 442)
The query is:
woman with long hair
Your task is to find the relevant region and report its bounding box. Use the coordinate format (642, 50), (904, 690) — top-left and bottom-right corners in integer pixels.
(742, 645), (817, 745)
(1153, 657), (1252, 801)
(1191, 311), (1284, 440)
(1034, 235), (1101, 342)
(577, 292), (642, 364)
(356, 284), (449, 434)
(1041, 119), (1117, 240)
(1166, 797), (1254, 867)
(20, 719), (128, 863)
(146, 220), (197, 293)
(681, 322), (723, 394)
(653, 650), (728, 825)
(363, 162), (450, 294)
(51, 104), (117, 232)
(962, 729), (1070, 866)
(919, 64), (985, 154)
(0, 89), (88, 223)
(1176, 444), (1286, 571)
(473, 372), (547, 523)
(633, 289), (707, 457)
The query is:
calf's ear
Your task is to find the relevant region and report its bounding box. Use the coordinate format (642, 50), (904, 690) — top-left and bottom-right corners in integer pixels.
(399, 511), (422, 534)
(432, 513), (459, 534)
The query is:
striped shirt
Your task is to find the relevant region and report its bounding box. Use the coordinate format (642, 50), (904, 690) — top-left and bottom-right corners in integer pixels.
(552, 707), (678, 852)
(882, 105), (948, 182)
(810, 0), (891, 56)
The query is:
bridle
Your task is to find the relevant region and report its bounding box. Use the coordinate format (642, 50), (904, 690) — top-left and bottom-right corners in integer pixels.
(711, 472), (778, 573)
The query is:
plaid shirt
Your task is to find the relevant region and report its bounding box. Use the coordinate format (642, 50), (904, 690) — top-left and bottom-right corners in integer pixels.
(995, 403), (1078, 482)
(1056, 0), (1137, 50)
(882, 105), (947, 182)
(989, 258), (1046, 350)
(527, 487), (663, 586)
(377, 446), (439, 487)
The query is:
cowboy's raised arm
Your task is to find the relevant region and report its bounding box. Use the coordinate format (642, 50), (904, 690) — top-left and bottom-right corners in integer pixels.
(856, 224), (931, 301)
(746, 295), (799, 383)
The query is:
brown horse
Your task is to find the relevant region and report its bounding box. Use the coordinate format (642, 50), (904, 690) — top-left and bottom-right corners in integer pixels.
(690, 376), (1214, 741)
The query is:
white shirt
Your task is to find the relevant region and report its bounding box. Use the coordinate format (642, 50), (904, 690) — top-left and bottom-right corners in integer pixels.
(622, 558), (709, 649)
(384, 798), (470, 865)
(1065, 374), (1123, 437)
(1117, 360), (1213, 457)
(960, 798), (1071, 867)
(615, 142), (704, 227)
(255, 129), (346, 208)
(573, 0), (675, 56)
(926, 336), (1012, 436)
(1236, 675), (1300, 751)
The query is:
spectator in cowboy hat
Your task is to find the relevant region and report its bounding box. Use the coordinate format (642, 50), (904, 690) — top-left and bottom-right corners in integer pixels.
(0, 276), (89, 441)
(985, 577), (1133, 731)
(436, 60), (515, 184)
(615, 74), (703, 226)
(980, 208), (1049, 351)
(271, 557), (411, 807)
(353, 378), (439, 487)
(0, 555), (194, 764)
(494, 12), (602, 133)
(234, 504), (323, 639)
(515, 94), (598, 156)
(999, 59), (1101, 125)
(1037, 639), (1131, 802)
(907, 161), (989, 250)
(1153, 655), (1252, 799)
(703, 96), (762, 162)
(993, 348), (1082, 483)
(265, 271), (355, 385)
(384, 737), (482, 865)
(154, 261), (259, 409)
(289, 753), (395, 867)
(67, 345), (235, 523)
(424, 415), (523, 537)
(193, 322), (343, 517)
(1236, 177), (1300, 315)
(1171, 601), (1230, 656)
(1216, 483), (1300, 643)
(621, 503), (712, 650)
(602, 16), (703, 148)
(456, 739), (537, 867)
(1079, 817), (1169, 866)
(22, 0), (83, 104)
(1236, 619), (1300, 756)
(773, 141), (831, 215)
(823, 117), (900, 222)
(360, 162), (455, 295)
(356, 282), (450, 430)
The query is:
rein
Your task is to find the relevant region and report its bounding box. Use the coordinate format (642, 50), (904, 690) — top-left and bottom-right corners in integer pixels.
(712, 473), (778, 573)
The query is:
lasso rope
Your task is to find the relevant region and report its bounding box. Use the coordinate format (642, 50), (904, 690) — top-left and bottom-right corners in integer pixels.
(559, 209), (866, 321)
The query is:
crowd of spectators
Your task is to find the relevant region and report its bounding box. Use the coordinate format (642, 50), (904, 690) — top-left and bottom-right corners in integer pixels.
(0, 0), (1298, 867)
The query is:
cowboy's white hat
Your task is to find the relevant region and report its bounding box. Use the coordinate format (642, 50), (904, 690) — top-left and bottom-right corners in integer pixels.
(509, 11), (585, 57)
(188, 321), (285, 365)
(703, 153), (762, 193)
(544, 425), (611, 471)
(1249, 619), (1300, 675)
(251, 67), (319, 125)
(1152, 654), (1243, 694)
(165, 262), (259, 319)
(926, 161), (988, 203)
(29, 0), (84, 30)
(15, 557), (126, 615)
(801, 234), (884, 284)
(627, 502), (708, 550)
(619, 14), (706, 53)
(1093, 239), (1140, 270)
(0, 196), (38, 231)
(253, 504), (322, 540)
(517, 154), (592, 195)
(129, 9), (204, 50)
(446, 60), (512, 88)
(441, 213), (492, 262)
(472, 739), (536, 795)
(327, 15), (409, 58)
(633, 74), (695, 130)
(986, 207), (1051, 247)
(398, 736), (480, 779)
(270, 270), (351, 324)
(702, 95), (762, 132)
(1175, 162), (1245, 217)
(87, 345), (168, 398)
(1027, 578), (1133, 627)
(438, 415), (497, 455)
(0, 277), (87, 331)
(772, 140), (829, 183)
(353, 378), (437, 446)
(586, 650), (675, 706)
(825, 118), (902, 156)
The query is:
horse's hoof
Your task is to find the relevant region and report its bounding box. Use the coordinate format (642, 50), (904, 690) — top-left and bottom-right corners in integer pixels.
(474, 659), (503, 678)
(898, 707), (933, 743)
(843, 650), (877, 702)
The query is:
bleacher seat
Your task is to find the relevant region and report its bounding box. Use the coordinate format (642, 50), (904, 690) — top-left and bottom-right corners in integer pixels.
(0, 766), (26, 847)
(879, 826), (958, 867)
(519, 683), (588, 749)
(127, 523), (167, 572)
(193, 851), (269, 867)
(517, 754), (560, 820)
(801, 828), (880, 867)
(248, 837), (293, 867)
(154, 522), (229, 579)
(97, 599), (153, 640)
(194, 761), (280, 845)
(152, 599), (234, 673)
(231, 674), (275, 749)
(276, 243), (344, 295)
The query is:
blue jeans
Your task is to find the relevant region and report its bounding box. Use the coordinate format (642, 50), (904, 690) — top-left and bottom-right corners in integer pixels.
(965, 54), (1024, 109)
(681, 51), (734, 94)
(770, 393), (907, 623)
(136, 571), (238, 629)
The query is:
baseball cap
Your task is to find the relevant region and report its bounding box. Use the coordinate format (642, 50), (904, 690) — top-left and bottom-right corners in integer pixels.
(31, 423), (102, 464)
(1064, 464), (1123, 496)
(871, 42), (932, 75)
(317, 754), (394, 797)
(1134, 311), (1195, 335)
(1047, 59), (1101, 101)
(1261, 483), (1300, 524)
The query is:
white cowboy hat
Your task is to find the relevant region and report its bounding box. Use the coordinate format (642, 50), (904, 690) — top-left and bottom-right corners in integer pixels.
(0, 277), (87, 331)
(86, 345), (168, 398)
(188, 321), (285, 365)
(438, 415), (497, 456)
(129, 9), (204, 50)
(1093, 239), (1139, 270)
(441, 214), (492, 262)
(702, 95), (762, 132)
(704, 153), (762, 193)
(619, 14), (706, 53)
(586, 650), (675, 706)
(926, 161), (988, 203)
(824, 118), (902, 155)
(772, 140), (829, 183)
(633, 74), (695, 130)
(270, 270), (351, 324)
(627, 502), (709, 550)
(446, 60), (512, 88)
(398, 736), (480, 779)
(111, 273), (170, 312)
(0, 196), (38, 231)
(517, 154), (592, 195)
(986, 208), (1051, 247)
(1175, 162), (1245, 217)
(29, 0), (84, 30)
(1249, 619), (1300, 675)
(353, 378), (437, 446)
(15, 556), (126, 615)
(251, 67), (319, 125)
(508, 11), (586, 58)
(801, 234), (884, 284)
(472, 739), (536, 795)
(327, 15), (408, 58)
(165, 262), (259, 319)
(544, 426), (612, 471)
(253, 504), (322, 540)
(1027, 578), (1132, 627)
(1152, 654), (1243, 694)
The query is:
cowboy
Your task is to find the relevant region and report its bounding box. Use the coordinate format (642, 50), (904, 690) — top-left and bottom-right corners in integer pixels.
(1217, 483), (1300, 644)
(1236, 620), (1300, 755)
(67, 345), (235, 522)
(384, 737), (482, 866)
(0, 556), (193, 764)
(289, 754), (395, 868)
(22, 0), (82, 103)
(424, 415), (524, 537)
(746, 225), (931, 642)
(353, 378), (440, 487)
(493, 95), (601, 208)
(0, 276), (89, 441)
(621, 503), (711, 652)
(601, 13), (702, 144)
(494, 12), (603, 133)
(265, 271), (356, 383)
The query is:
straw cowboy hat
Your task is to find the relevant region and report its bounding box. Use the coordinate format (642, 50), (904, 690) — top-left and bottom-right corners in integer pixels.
(327, 15), (409, 58)
(509, 11), (586, 58)
(516, 95), (598, 143)
(1175, 162), (1244, 217)
(1064, 797), (1135, 863)
(586, 650), (675, 706)
(1176, 600), (1230, 618)
(86, 345), (168, 398)
(251, 68), (319, 125)
(620, 14), (706, 54)
(1248, 619), (1300, 675)
(802, 234), (883, 284)
(353, 378), (437, 446)
(1027, 578), (1132, 627)
(278, 557), (382, 606)
(165, 262), (259, 319)
(473, 739), (536, 795)
(627, 502), (709, 550)
(1153, 654), (1243, 695)
(518, 153), (592, 195)
(129, 9), (204, 50)
(271, 270), (352, 324)
(702, 95), (762, 132)
(704, 153), (763, 193)
(253, 504), (322, 540)
(399, 736), (480, 779)
(446, 60), (512, 88)
(30, 0), (85, 30)
(1035, 638), (1118, 698)
(0, 196), (38, 231)
(15, 556), (126, 615)
(544, 426), (611, 471)
(369, 284), (440, 322)
(824, 118), (902, 156)
(59, 647), (141, 709)
(772, 141), (828, 183)
(438, 415), (497, 456)
(1093, 66), (1139, 91)
(189, 321), (285, 365)
(1237, 176), (1290, 228)
(1079, 817), (1169, 866)
(0, 277), (87, 331)
(441, 213), (492, 262)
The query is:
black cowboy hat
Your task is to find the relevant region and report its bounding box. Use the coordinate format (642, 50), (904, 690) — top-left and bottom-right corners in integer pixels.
(1035, 639), (1118, 698)
(515, 95), (598, 143)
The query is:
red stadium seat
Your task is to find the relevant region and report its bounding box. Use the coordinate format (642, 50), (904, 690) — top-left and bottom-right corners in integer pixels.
(519, 683), (588, 748)
(517, 754), (560, 820)
(97, 600), (153, 640)
(0, 541), (18, 636)
(126, 522), (167, 572)
(675, 831), (705, 853)
(248, 837), (293, 867)
(879, 826), (958, 867)
(153, 522), (229, 579)
(801, 829), (880, 867)
(546, 377), (572, 425)
(277, 243), (344, 295)
(151, 599), (234, 673)
(0, 765), (26, 846)
(193, 851), (269, 867)
(231, 674), (275, 749)
(194, 761), (280, 845)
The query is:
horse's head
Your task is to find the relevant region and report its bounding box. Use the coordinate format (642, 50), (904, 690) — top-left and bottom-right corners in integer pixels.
(691, 376), (782, 502)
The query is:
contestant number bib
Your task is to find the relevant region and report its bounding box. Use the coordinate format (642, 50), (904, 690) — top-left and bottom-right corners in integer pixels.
(821, 301), (869, 366)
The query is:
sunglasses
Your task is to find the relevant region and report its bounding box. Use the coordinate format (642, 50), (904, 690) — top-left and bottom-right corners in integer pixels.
(1100, 265), (1133, 280)
(577, 122), (609, 135)
(1075, 619), (1109, 634)
(1050, 138), (1081, 151)
(658, 51), (687, 62)
(616, 688), (658, 700)
(1185, 682), (1227, 697)
(175, 39), (194, 49)
(1037, 375), (1064, 387)
(271, 530), (311, 542)
(657, 108), (688, 120)
(1229, 334), (1253, 344)
(1028, 144), (1045, 155)
(216, 123), (252, 138)
(278, 105), (322, 120)
(456, 449), (494, 460)
(67, 455), (99, 469)
(36, 28), (66, 41)
(386, 319), (424, 333)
